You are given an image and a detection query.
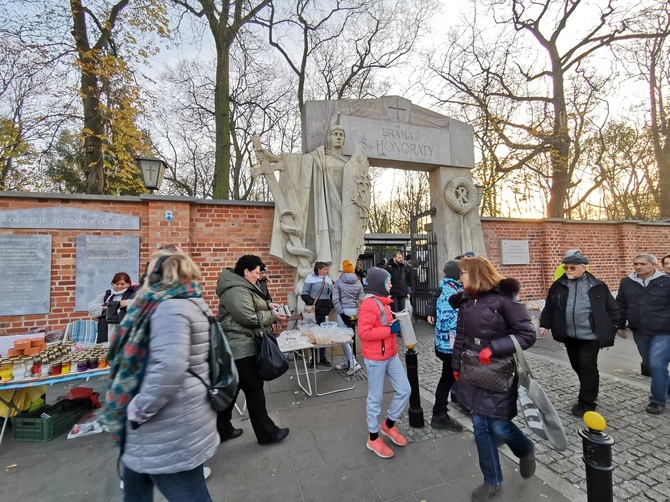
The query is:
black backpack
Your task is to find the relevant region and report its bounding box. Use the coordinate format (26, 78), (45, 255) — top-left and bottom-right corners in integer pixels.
(188, 300), (239, 412)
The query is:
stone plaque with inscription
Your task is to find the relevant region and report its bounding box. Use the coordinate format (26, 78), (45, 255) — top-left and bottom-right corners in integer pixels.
(75, 236), (140, 311)
(500, 240), (530, 265)
(0, 207), (139, 230)
(0, 235), (52, 316)
(340, 115), (451, 166)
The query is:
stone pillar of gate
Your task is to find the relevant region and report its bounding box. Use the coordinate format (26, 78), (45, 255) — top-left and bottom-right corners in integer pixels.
(429, 166), (487, 270)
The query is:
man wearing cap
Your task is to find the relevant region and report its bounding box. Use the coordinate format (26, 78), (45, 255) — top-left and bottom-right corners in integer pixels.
(539, 252), (619, 416)
(616, 254), (670, 414)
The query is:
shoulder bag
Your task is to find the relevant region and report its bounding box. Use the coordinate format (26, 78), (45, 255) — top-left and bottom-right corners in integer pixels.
(510, 335), (567, 451)
(255, 313), (289, 381)
(460, 348), (515, 393)
(302, 279), (326, 324)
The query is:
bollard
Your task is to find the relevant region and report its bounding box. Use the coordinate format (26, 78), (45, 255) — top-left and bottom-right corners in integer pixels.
(404, 347), (424, 428)
(578, 411), (614, 502)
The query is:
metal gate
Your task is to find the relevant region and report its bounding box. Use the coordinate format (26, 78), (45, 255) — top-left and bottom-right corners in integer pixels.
(409, 207), (438, 319)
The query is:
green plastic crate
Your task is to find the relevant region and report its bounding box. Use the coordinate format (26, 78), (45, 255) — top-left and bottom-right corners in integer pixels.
(12, 401), (89, 442)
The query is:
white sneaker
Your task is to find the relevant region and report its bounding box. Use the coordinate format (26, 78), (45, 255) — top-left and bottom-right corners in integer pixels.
(204, 466), (212, 480)
(335, 361), (349, 370)
(347, 362), (362, 375)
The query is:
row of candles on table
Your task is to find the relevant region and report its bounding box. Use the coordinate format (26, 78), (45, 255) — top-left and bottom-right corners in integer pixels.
(0, 342), (109, 382)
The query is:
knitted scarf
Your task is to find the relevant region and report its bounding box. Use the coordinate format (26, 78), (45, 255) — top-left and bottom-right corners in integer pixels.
(99, 280), (202, 449)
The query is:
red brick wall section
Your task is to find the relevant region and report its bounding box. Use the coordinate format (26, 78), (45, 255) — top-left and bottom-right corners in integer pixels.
(480, 218), (670, 300)
(1, 193), (670, 334)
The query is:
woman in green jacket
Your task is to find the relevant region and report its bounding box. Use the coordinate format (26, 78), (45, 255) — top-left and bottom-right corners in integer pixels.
(216, 254), (289, 445)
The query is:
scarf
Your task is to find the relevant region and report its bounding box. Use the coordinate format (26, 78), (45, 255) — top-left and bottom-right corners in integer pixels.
(99, 280), (202, 449)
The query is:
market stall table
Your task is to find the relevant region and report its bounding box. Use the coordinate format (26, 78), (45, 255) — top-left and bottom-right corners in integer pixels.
(278, 331), (356, 397)
(0, 368), (110, 450)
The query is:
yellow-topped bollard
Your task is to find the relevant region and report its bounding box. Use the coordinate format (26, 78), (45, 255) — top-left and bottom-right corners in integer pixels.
(583, 411), (607, 431)
(578, 411), (614, 502)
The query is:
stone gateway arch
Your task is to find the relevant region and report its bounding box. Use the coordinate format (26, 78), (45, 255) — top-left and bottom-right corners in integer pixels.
(256, 96), (486, 303)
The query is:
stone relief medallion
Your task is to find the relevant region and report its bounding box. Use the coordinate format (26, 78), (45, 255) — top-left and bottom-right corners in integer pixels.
(444, 177), (480, 215)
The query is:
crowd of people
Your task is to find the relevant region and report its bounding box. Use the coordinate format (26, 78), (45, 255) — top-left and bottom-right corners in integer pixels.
(96, 244), (670, 502)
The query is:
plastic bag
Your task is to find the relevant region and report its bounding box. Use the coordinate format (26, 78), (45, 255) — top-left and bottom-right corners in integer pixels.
(256, 333), (289, 381)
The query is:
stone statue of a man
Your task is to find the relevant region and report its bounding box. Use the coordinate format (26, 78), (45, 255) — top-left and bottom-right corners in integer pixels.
(255, 124), (370, 286)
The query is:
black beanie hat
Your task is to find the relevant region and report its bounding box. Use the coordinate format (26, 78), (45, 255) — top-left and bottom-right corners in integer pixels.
(443, 260), (461, 280)
(364, 267), (391, 297)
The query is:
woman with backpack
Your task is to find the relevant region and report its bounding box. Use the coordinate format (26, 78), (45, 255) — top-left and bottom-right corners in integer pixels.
(102, 251), (217, 501)
(87, 272), (138, 343)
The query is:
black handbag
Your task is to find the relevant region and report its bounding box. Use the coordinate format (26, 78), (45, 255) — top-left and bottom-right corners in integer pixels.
(255, 313), (289, 381)
(105, 301), (127, 324)
(461, 349), (515, 393)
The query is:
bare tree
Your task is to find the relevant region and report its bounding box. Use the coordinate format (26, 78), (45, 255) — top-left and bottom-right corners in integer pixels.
(171, 0), (271, 199)
(429, 0), (667, 218)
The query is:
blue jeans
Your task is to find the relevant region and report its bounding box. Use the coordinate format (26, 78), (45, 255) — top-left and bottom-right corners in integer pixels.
(337, 307), (358, 366)
(364, 355), (411, 432)
(123, 463), (212, 502)
(633, 333), (670, 405)
(471, 414), (533, 486)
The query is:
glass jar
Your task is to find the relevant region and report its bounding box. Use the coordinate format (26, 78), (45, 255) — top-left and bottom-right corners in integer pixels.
(51, 359), (62, 376)
(0, 359), (13, 382)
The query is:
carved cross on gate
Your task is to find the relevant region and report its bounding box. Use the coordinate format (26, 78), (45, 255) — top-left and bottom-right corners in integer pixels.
(388, 98), (407, 120)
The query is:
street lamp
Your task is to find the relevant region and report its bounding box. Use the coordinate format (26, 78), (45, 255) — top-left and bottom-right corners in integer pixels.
(136, 156), (166, 193)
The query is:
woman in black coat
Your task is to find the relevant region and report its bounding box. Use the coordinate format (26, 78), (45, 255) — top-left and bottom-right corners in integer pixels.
(450, 257), (537, 502)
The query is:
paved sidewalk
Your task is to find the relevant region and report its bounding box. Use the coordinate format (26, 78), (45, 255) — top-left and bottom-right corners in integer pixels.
(1, 320), (666, 501)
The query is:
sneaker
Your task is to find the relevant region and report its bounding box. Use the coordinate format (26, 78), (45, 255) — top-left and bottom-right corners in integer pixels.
(203, 466), (211, 480)
(319, 358), (331, 367)
(471, 482), (502, 501)
(347, 362), (362, 376)
(335, 361), (349, 370)
(519, 444), (536, 479)
(646, 402), (665, 415)
(380, 421), (407, 446)
(431, 413), (463, 432)
(366, 437), (394, 458)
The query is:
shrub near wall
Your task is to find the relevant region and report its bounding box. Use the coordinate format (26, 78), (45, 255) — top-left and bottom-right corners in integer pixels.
(1, 192), (670, 334)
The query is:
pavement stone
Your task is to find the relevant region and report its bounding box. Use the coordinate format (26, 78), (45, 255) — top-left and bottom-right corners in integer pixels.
(1, 319), (667, 501)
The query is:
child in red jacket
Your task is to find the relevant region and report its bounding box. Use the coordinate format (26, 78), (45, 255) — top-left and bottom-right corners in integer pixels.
(358, 267), (411, 458)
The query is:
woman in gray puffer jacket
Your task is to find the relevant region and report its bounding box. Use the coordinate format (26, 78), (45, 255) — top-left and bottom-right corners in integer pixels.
(121, 252), (218, 502)
(332, 259), (364, 374)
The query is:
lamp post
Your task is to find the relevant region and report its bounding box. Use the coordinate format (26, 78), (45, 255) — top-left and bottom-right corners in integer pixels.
(136, 157), (166, 193)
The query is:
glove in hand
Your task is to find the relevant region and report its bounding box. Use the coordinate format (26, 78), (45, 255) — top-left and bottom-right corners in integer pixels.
(478, 347), (493, 365)
(390, 320), (401, 334)
(453, 371), (460, 382)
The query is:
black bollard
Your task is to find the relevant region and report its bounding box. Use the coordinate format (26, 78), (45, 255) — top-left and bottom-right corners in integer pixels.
(404, 347), (424, 428)
(578, 412), (614, 502)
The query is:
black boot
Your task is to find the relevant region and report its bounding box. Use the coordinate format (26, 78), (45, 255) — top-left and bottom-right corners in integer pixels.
(641, 362), (652, 377)
(431, 412), (463, 432)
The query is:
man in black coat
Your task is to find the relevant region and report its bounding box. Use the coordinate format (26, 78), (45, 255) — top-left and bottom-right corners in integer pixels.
(540, 252), (619, 417)
(386, 251), (411, 313)
(616, 253), (670, 415)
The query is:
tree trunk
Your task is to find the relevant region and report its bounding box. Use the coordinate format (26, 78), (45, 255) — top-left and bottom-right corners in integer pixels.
(547, 55), (570, 218)
(212, 37), (231, 199)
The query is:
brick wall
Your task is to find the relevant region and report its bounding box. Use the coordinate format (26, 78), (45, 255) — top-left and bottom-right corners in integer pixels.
(1, 193), (669, 334)
(480, 217), (670, 300)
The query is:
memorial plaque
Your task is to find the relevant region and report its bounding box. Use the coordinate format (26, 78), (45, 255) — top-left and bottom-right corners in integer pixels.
(75, 236), (140, 311)
(0, 207), (139, 230)
(500, 240), (530, 265)
(340, 115), (451, 166)
(0, 235), (52, 316)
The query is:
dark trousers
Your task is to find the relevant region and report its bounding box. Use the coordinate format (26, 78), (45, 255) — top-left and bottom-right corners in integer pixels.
(123, 463), (211, 502)
(564, 338), (600, 407)
(433, 349), (455, 415)
(390, 295), (406, 313)
(217, 355), (279, 444)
